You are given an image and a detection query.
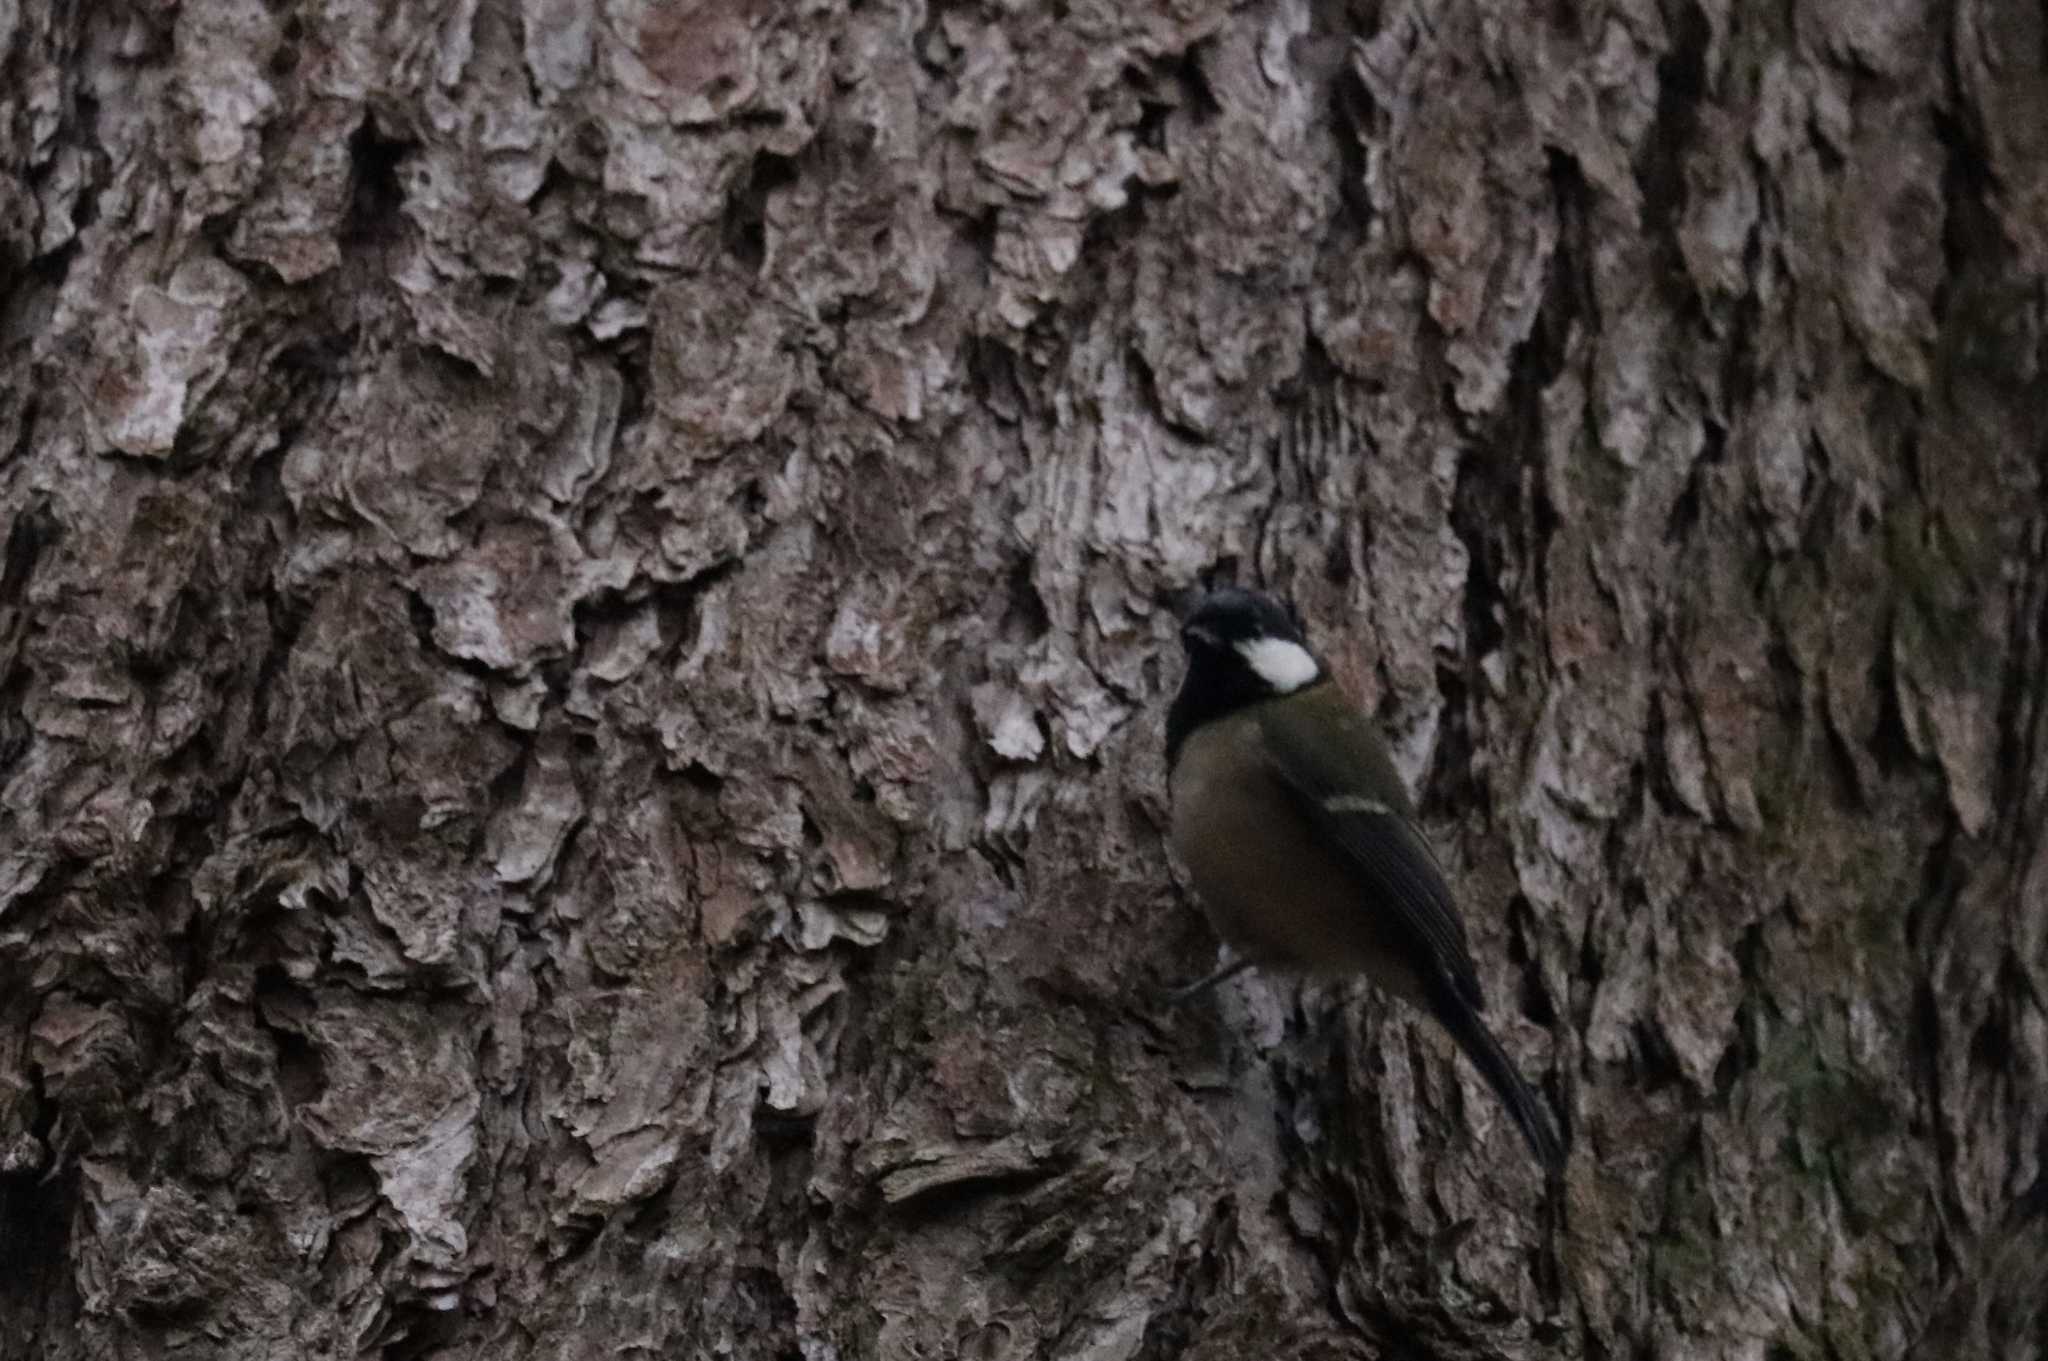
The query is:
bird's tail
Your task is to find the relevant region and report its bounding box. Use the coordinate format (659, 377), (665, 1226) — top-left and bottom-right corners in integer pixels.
(1434, 998), (1566, 1175)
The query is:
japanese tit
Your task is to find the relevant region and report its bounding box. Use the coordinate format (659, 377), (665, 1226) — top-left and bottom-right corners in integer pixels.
(1164, 587), (1565, 1174)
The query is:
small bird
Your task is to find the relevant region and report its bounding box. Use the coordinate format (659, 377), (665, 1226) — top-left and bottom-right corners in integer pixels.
(1164, 587), (1565, 1174)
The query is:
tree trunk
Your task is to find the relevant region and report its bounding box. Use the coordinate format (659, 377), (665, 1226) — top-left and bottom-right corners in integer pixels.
(2, 0), (2044, 1357)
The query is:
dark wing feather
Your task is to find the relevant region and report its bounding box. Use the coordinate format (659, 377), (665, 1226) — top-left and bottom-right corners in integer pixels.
(1254, 690), (1485, 1012)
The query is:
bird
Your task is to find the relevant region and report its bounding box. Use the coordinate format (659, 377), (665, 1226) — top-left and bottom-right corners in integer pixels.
(1163, 586), (1565, 1174)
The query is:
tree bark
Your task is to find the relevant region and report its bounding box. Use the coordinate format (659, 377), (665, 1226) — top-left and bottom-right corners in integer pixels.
(2, 0), (2044, 1357)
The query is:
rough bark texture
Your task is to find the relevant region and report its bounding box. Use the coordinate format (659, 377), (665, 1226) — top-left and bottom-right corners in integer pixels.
(2, 0), (2044, 1357)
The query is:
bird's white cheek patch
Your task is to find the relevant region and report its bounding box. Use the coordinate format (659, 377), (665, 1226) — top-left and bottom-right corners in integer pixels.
(1237, 637), (1319, 692)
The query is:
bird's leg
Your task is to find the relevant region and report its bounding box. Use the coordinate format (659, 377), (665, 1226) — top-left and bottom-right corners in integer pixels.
(1158, 954), (1258, 1003)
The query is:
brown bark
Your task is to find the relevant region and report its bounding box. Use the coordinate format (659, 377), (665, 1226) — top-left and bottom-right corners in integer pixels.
(2, 0), (2044, 1357)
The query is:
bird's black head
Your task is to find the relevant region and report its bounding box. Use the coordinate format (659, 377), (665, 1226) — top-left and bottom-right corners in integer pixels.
(1165, 587), (1325, 767)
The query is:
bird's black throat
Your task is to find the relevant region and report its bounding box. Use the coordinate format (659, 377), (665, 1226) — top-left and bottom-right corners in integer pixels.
(1166, 660), (1280, 770)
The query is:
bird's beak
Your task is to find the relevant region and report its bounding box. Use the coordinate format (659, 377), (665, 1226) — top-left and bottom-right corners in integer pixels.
(1160, 582), (1209, 621)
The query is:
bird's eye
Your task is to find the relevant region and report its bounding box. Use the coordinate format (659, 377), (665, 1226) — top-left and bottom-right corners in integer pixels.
(1181, 624), (1221, 650)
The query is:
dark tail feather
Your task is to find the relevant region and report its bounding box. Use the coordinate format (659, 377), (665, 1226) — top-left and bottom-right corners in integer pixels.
(1434, 998), (1565, 1175)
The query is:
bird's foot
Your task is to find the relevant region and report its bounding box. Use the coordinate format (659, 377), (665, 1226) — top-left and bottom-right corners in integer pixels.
(1156, 955), (1258, 1004)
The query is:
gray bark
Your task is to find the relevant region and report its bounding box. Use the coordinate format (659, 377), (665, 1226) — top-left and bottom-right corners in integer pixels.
(2, 0), (2044, 1357)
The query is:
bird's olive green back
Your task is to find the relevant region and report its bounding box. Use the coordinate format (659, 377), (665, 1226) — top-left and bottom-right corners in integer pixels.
(1252, 682), (1485, 1011)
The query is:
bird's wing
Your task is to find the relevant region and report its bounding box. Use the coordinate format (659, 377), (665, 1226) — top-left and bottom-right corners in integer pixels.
(1254, 688), (1486, 1012)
